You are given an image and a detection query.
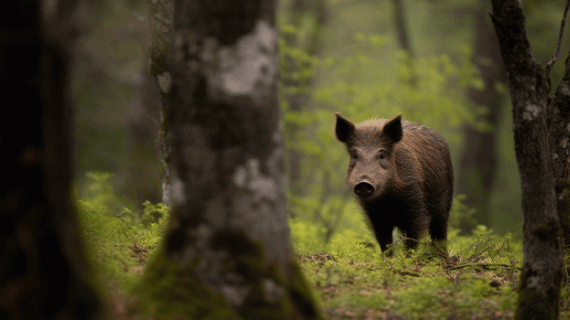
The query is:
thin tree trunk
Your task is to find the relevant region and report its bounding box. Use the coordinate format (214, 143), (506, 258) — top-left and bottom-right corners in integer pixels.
(127, 50), (162, 205)
(548, 26), (570, 247)
(457, 0), (504, 231)
(143, 0), (320, 318)
(127, 16), (163, 206)
(0, 1), (101, 318)
(391, 0), (417, 87)
(490, 1), (564, 318)
(147, 0), (174, 206)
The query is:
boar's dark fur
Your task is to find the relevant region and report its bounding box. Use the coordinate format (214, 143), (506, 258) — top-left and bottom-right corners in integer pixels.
(335, 112), (453, 252)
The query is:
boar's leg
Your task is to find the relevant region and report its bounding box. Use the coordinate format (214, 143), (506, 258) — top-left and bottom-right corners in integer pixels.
(428, 211), (449, 252)
(399, 226), (421, 251)
(371, 224), (393, 252)
(397, 193), (427, 251)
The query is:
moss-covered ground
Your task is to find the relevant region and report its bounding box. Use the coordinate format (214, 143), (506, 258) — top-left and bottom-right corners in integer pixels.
(76, 172), (570, 319)
(294, 230), (523, 320)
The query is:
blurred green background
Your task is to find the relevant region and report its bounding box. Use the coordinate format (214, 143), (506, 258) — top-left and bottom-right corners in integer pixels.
(71, 0), (570, 243)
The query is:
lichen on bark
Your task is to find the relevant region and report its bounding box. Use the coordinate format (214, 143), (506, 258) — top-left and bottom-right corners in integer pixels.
(490, 1), (565, 318)
(201, 20), (277, 106)
(144, 0), (321, 318)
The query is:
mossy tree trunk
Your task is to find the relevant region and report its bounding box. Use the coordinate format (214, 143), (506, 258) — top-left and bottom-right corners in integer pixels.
(490, 0), (567, 318)
(144, 0), (320, 318)
(457, 0), (505, 232)
(0, 1), (101, 319)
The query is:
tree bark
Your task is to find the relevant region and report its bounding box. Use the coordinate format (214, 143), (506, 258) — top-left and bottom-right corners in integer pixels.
(0, 1), (101, 319)
(148, 0), (174, 206)
(143, 0), (320, 318)
(548, 54), (570, 248)
(490, 1), (564, 319)
(457, 0), (505, 231)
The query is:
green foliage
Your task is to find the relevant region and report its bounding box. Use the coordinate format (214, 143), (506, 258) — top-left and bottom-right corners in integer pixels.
(289, 197), (374, 254)
(77, 172), (169, 291)
(392, 277), (448, 315)
(449, 194), (478, 233)
(78, 172), (323, 319)
(293, 218), (527, 319)
(141, 200), (169, 226)
(280, 20), (489, 246)
(310, 33), (488, 135)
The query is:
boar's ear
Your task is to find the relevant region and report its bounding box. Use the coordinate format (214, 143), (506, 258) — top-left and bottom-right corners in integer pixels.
(383, 114), (403, 143)
(335, 112), (355, 143)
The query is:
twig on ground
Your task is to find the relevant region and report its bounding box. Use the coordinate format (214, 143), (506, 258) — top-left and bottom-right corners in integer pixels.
(447, 263), (521, 271)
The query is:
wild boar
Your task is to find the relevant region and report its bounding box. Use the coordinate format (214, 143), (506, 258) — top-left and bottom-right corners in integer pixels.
(335, 112), (453, 252)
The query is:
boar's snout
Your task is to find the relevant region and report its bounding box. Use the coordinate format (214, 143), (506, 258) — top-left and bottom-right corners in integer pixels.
(354, 181), (374, 198)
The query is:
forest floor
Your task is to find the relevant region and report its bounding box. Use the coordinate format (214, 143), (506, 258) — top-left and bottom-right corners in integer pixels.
(293, 233), (570, 320)
(99, 229), (570, 320)
(298, 249), (520, 320)
(75, 176), (570, 319)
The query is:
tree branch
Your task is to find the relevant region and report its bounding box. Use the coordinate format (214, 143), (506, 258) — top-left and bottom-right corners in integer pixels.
(545, 0), (570, 74)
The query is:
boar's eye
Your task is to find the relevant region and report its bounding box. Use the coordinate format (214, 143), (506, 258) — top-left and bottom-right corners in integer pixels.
(377, 150), (390, 168)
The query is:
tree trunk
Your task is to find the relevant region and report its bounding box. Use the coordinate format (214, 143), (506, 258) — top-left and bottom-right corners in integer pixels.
(127, 16), (163, 206)
(147, 0), (174, 206)
(548, 57), (570, 248)
(0, 1), (101, 319)
(490, 1), (564, 318)
(143, 0), (320, 318)
(457, 0), (505, 231)
(391, 0), (417, 87)
(127, 51), (163, 206)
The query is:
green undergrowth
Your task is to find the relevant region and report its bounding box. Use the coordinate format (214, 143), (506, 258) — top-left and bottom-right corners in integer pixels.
(76, 173), (570, 319)
(289, 196), (569, 319)
(294, 224), (526, 319)
(76, 172), (170, 316)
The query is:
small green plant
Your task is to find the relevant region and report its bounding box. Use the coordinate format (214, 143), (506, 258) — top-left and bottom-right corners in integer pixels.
(140, 200), (168, 226)
(76, 172), (169, 291)
(392, 277), (448, 316)
(449, 194), (478, 233)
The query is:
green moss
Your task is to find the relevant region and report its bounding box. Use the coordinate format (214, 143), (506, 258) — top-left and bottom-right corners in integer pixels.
(137, 230), (322, 320)
(515, 288), (558, 320)
(288, 259), (323, 319)
(136, 244), (240, 320)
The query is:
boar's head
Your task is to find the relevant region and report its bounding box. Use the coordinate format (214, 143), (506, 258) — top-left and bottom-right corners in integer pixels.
(335, 112), (403, 201)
